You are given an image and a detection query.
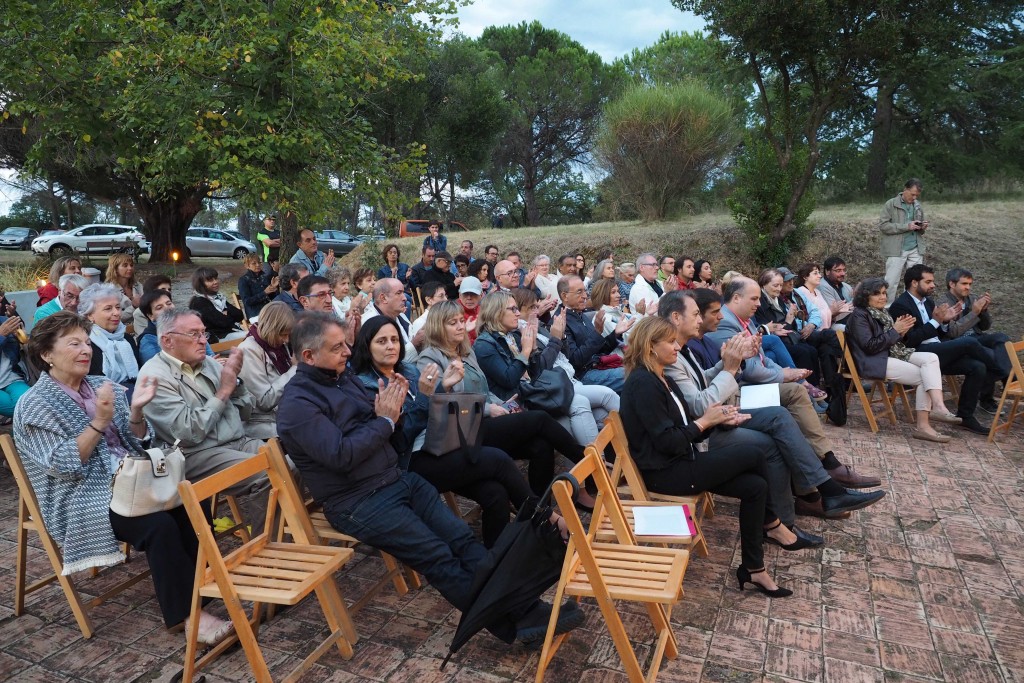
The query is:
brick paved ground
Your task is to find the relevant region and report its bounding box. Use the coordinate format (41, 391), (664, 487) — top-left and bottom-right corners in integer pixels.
(2, 405), (1023, 682)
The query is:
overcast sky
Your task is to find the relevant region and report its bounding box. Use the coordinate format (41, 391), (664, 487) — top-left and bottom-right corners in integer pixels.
(456, 0), (706, 62)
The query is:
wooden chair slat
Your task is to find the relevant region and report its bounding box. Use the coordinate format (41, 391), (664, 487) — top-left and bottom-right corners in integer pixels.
(988, 339), (1024, 442)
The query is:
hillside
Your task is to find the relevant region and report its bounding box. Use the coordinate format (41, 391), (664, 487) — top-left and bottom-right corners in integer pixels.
(342, 199), (1024, 338)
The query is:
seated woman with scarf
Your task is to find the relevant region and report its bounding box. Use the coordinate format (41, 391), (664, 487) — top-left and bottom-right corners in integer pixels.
(188, 267), (246, 343)
(237, 301), (297, 440)
(80, 284), (140, 399)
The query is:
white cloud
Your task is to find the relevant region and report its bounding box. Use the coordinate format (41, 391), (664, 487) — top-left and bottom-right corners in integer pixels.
(455, 0), (706, 61)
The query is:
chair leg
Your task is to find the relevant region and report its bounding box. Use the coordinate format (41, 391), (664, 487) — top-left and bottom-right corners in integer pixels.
(314, 583), (357, 658)
(14, 499), (29, 616)
(876, 381), (898, 426)
(380, 552), (410, 595)
(851, 378), (880, 432)
(535, 551), (574, 683)
(181, 559), (206, 683)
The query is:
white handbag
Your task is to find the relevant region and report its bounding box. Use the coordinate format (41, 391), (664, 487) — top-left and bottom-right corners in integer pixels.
(109, 441), (186, 517)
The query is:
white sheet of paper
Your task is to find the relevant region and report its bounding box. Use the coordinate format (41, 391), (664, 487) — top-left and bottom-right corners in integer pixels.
(740, 383), (781, 410)
(632, 506), (692, 537)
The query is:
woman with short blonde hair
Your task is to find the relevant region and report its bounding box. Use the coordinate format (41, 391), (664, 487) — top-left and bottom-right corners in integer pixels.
(237, 301), (297, 439)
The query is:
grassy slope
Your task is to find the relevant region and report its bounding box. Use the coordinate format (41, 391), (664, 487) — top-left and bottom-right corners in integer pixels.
(341, 199), (1024, 338)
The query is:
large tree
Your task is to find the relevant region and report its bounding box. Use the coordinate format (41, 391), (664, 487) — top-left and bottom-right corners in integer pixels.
(0, 0), (453, 261)
(479, 22), (622, 226)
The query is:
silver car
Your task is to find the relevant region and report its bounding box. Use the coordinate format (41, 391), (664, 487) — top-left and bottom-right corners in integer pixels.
(31, 224), (147, 257)
(185, 228), (257, 259)
(0, 226), (40, 250)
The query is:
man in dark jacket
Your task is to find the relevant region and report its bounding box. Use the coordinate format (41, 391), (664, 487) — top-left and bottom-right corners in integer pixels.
(277, 312), (582, 641)
(556, 275), (634, 393)
(889, 264), (1002, 433)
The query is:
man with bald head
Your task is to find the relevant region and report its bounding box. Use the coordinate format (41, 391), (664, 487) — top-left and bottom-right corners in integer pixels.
(493, 260), (519, 294)
(362, 277), (419, 359)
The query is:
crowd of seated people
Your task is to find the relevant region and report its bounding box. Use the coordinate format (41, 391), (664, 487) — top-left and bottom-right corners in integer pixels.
(5, 224), (1013, 673)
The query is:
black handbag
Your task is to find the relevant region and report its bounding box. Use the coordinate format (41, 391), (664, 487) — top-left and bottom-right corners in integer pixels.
(518, 369), (574, 417)
(423, 392), (486, 457)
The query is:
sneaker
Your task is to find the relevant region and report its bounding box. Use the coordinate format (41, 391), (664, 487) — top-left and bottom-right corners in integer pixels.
(813, 400), (829, 414)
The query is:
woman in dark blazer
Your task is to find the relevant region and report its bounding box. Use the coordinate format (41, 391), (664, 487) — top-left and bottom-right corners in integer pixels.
(620, 317), (792, 598)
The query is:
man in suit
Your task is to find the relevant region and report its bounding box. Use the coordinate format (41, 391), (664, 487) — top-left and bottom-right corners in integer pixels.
(706, 277), (810, 385)
(557, 275), (634, 393)
(889, 264), (1003, 433)
(879, 178), (928, 305)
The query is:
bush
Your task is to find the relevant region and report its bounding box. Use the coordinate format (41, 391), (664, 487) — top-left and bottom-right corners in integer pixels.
(728, 135), (816, 265)
(595, 82), (737, 220)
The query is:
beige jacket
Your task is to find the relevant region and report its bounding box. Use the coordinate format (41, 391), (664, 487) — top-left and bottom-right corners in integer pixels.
(237, 336), (297, 438)
(138, 351), (254, 454)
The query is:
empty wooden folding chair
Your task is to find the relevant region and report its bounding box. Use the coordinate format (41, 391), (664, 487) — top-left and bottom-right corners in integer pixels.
(988, 339), (1024, 443)
(178, 446), (358, 683)
(536, 447), (689, 683)
(2, 434), (151, 639)
(836, 330), (912, 432)
(590, 412), (709, 558)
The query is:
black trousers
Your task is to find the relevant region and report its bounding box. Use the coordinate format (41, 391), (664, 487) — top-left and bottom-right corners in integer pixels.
(642, 443), (771, 571)
(480, 411), (585, 495)
(409, 445), (533, 548)
(109, 506), (199, 627)
(785, 329), (841, 387)
(928, 337), (1003, 415)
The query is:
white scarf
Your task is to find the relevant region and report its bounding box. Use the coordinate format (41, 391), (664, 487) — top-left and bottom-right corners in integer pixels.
(195, 290), (228, 313)
(89, 323), (139, 384)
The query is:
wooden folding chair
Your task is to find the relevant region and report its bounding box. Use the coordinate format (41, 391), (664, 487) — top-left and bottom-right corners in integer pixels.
(178, 447), (358, 683)
(945, 374), (962, 403)
(265, 438), (420, 619)
(1, 434), (151, 639)
(230, 292), (251, 328)
(836, 330), (913, 432)
(988, 339), (1024, 443)
(591, 412), (709, 558)
(210, 336), (245, 355)
(537, 447), (688, 683)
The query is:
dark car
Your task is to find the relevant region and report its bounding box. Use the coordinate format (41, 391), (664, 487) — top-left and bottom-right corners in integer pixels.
(0, 226), (40, 250)
(314, 229), (361, 255)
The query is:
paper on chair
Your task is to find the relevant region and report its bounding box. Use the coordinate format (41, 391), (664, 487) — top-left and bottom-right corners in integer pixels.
(739, 383), (781, 410)
(632, 505), (694, 537)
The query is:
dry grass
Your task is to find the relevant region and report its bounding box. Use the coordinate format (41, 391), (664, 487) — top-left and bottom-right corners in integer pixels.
(341, 199), (1024, 338)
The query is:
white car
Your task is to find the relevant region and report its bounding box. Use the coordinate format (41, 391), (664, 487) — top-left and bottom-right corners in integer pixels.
(31, 224), (148, 257)
(185, 228), (257, 259)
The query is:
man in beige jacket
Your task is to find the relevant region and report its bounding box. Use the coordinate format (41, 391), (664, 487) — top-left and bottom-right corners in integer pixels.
(879, 178), (928, 305)
(138, 308), (267, 507)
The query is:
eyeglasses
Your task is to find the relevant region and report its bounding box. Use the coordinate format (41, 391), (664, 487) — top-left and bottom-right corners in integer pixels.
(639, 262), (658, 268)
(303, 291), (331, 299)
(168, 330), (210, 342)
(487, 251), (499, 257)
(505, 305), (520, 313)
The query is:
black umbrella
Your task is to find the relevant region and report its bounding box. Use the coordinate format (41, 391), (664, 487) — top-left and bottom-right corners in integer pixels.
(442, 474), (578, 667)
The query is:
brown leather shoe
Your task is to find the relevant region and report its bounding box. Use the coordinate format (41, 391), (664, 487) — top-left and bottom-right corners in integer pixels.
(827, 464), (881, 489)
(795, 496), (851, 519)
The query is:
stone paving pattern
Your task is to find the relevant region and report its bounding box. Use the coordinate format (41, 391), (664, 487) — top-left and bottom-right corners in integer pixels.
(1, 406), (1023, 682)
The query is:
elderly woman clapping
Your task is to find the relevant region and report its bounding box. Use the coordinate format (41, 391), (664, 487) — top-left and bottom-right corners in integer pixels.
(13, 312), (234, 644)
(80, 283), (141, 398)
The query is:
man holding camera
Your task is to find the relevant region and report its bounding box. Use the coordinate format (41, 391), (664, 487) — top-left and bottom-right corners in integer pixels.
(879, 178), (928, 305)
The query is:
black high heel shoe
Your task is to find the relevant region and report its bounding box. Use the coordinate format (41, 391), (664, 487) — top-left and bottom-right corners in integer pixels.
(763, 520), (823, 551)
(736, 566), (793, 598)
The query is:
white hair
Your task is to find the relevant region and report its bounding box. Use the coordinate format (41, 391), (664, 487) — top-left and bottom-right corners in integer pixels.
(77, 283), (123, 317)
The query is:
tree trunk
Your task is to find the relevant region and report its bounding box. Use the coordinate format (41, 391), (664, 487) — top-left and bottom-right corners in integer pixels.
(866, 76), (897, 197)
(447, 168), (456, 222)
(351, 194), (361, 233)
(278, 211), (299, 264)
(132, 188), (206, 262)
(46, 179), (61, 230)
(522, 171), (540, 227)
(65, 190), (74, 229)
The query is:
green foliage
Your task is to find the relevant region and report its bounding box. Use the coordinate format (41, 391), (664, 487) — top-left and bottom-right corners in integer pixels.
(480, 21), (623, 226)
(618, 31), (750, 122)
(0, 0), (455, 260)
(596, 82), (737, 220)
(727, 136), (815, 265)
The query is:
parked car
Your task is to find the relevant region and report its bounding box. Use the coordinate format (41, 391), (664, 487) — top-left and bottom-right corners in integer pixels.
(398, 219), (468, 239)
(0, 226), (40, 250)
(185, 228), (257, 259)
(31, 224), (147, 257)
(314, 229), (361, 255)
(39, 229), (66, 237)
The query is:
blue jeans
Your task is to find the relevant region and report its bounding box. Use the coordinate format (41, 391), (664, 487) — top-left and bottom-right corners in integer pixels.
(762, 334), (797, 369)
(323, 472), (487, 611)
(582, 367), (625, 394)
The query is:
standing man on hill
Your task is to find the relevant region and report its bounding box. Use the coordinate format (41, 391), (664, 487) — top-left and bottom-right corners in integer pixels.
(256, 214), (281, 264)
(879, 178), (928, 305)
